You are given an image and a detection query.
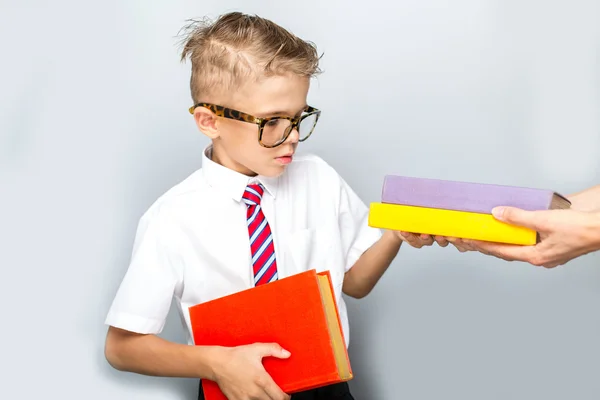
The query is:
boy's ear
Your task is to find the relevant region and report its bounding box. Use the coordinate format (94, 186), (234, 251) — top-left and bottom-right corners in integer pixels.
(193, 108), (220, 139)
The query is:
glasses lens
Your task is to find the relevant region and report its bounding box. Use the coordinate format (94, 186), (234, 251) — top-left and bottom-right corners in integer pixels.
(261, 118), (292, 147)
(298, 112), (318, 141)
(260, 112), (319, 147)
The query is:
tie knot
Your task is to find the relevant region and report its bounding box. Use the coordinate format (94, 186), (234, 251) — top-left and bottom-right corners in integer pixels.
(242, 183), (264, 207)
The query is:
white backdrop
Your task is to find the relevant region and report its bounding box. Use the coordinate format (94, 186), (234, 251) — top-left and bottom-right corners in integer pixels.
(1, 0), (599, 399)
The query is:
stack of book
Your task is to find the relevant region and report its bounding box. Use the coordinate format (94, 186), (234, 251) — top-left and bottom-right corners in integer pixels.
(368, 175), (571, 245)
(189, 269), (352, 400)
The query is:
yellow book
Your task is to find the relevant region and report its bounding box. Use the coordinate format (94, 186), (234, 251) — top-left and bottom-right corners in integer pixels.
(368, 202), (537, 245)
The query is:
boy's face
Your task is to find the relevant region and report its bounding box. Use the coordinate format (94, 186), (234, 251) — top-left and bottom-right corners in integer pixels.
(195, 73), (310, 177)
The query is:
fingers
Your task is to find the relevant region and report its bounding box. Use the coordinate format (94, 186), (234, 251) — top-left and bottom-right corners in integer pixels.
(261, 378), (291, 400)
(241, 378), (288, 400)
(434, 236), (449, 247)
(252, 344), (290, 400)
(445, 238), (472, 252)
(419, 234), (434, 246)
(491, 206), (543, 230)
(250, 344), (291, 399)
(457, 239), (558, 268)
(459, 239), (502, 255)
(462, 239), (535, 262)
(541, 259), (564, 269)
(453, 243), (471, 252)
(253, 343), (291, 359)
(399, 232), (424, 248)
(398, 232), (437, 248)
(399, 232), (474, 249)
(216, 344), (290, 400)
(428, 233), (563, 269)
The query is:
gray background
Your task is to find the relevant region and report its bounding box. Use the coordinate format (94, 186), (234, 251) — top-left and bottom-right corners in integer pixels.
(1, 0), (599, 399)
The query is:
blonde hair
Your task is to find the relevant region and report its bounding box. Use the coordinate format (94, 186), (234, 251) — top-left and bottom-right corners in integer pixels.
(179, 12), (322, 104)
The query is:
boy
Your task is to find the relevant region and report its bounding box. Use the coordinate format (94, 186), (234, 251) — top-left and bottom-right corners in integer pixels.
(104, 11), (435, 400)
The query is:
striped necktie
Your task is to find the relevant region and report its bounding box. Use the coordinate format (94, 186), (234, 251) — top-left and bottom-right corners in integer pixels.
(242, 183), (278, 286)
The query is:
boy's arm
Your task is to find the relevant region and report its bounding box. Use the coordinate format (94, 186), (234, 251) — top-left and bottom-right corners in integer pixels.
(330, 166), (440, 299)
(105, 326), (219, 378)
(342, 231), (402, 299)
(105, 326), (291, 400)
(342, 229), (441, 298)
(106, 210), (291, 400)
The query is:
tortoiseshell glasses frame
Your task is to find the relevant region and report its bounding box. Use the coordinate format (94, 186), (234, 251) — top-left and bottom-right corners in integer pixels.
(188, 102), (321, 148)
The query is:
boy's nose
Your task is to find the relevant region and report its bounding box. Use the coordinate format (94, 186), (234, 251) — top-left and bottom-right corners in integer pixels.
(286, 127), (299, 144)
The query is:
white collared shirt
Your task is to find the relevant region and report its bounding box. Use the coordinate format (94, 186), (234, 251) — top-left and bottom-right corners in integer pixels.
(105, 146), (382, 348)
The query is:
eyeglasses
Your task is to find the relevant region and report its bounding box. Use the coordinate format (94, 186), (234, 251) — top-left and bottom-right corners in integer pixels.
(188, 102), (321, 148)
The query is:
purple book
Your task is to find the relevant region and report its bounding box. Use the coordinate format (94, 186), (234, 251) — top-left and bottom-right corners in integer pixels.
(381, 175), (571, 213)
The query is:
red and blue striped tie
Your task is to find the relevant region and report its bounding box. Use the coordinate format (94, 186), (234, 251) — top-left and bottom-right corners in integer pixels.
(242, 183), (278, 286)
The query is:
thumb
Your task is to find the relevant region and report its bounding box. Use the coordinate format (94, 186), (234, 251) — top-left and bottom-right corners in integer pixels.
(255, 343), (291, 359)
(491, 206), (541, 230)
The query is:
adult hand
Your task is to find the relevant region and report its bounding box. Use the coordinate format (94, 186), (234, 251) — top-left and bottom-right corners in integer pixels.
(449, 206), (600, 268)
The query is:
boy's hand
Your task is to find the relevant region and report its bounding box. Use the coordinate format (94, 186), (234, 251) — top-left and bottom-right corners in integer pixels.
(394, 231), (450, 248)
(212, 343), (291, 400)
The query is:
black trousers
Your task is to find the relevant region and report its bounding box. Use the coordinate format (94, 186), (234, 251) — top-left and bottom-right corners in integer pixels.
(198, 380), (354, 400)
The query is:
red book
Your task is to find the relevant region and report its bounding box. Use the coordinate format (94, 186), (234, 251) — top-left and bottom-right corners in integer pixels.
(189, 269), (352, 400)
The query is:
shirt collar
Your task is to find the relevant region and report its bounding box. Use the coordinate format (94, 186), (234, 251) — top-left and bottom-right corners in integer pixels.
(201, 145), (278, 202)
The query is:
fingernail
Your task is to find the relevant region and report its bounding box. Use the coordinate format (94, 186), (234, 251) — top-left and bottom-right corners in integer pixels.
(282, 349), (291, 356)
(492, 207), (505, 219)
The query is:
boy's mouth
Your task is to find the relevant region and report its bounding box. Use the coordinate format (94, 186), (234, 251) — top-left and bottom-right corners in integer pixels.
(275, 153), (294, 165)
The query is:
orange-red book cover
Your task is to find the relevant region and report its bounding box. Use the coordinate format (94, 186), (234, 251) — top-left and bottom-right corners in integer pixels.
(189, 269), (352, 400)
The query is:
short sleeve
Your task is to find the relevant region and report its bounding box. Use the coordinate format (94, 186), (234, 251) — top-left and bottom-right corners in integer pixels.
(104, 207), (182, 334)
(336, 174), (383, 272)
